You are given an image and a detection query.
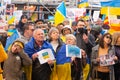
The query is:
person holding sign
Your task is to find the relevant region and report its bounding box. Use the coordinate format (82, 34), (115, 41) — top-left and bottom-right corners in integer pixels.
(91, 33), (117, 80)
(24, 29), (54, 80)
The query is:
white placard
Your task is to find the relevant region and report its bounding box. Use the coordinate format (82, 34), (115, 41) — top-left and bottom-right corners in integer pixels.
(66, 8), (86, 20)
(100, 54), (115, 66)
(37, 48), (55, 64)
(93, 11), (100, 22)
(66, 45), (81, 58)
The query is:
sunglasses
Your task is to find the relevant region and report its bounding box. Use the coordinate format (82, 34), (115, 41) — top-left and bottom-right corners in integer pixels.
(105, 35), (111, 39)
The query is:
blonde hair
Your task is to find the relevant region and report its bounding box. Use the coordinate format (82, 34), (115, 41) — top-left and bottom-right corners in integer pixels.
(65, 34), (76, 45)
(112, 32), (120, 45)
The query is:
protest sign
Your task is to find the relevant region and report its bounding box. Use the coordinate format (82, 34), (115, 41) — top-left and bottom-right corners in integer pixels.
(0, 7), (7, 33)
(66, 45), (81, 58)
(37, 48), (55, 64)
(99, 54), (115, 66)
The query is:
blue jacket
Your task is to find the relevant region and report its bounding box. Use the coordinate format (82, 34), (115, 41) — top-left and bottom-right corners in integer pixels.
(56, 44), (71, 65)
(24, 37), (54, 58)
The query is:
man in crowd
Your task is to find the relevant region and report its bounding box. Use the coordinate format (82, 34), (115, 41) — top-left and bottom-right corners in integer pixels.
(24, 29), (54, 80)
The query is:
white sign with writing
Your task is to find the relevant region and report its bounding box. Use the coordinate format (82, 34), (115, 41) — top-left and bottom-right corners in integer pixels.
(37, 48), (55, 64)
(100, 54), (115, 66)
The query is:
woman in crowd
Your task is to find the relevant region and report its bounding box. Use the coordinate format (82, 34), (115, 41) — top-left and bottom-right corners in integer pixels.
(61, 25), (73, 42)
(112, 32), (120, 80)
(91, 33), (117, 80)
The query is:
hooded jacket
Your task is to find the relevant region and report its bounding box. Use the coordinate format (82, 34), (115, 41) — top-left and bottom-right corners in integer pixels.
(3, 40), (32, 80)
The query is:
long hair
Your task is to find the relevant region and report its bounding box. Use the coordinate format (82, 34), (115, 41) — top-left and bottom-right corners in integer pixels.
(112, 32), (120, 46)
(99, 33), (112, 48)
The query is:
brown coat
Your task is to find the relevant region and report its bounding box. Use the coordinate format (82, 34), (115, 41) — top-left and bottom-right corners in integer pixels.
(3, 51), (32, 80)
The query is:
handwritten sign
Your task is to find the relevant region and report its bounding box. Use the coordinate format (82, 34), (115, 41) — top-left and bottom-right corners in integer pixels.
(100, 54), (115, 66)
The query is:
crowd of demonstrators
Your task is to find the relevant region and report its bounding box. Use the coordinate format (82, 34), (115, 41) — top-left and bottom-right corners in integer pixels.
(0, 13), (120, 80)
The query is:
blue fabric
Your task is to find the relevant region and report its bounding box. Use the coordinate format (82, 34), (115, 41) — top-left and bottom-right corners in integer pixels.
(56, 44), (71, 65)
(57, 1), (66, 17)
(5, 29), (19, 51)
(24, 37), (54, 58)
(101, 0), (120, 7)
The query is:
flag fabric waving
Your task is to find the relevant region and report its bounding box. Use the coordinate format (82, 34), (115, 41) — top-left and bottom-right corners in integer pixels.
(5, 29), (20, 51)
(101, 0), (120, 7)
(78, 0), (89, 8)
(54, 1), (66, 26)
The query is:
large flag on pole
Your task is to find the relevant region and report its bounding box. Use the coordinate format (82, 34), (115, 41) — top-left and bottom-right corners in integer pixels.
(54, 1), (66, 26)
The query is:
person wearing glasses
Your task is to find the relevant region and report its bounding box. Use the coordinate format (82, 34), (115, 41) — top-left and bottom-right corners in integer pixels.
(91, 33), (117, 80)
(21, 22), (35, 43)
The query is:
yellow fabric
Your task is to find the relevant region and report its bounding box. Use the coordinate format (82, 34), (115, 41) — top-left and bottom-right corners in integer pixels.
(56, 63), (71, 80)
(50, 63), (71, 80)
(14, 42), (24, 49)
(23, 65), (32, 80)
(101, 7), (120, 15)
(0, 43), (8, 80)
(0, 74), (3, 80)
(0, 43), (8, 62)
(7, 16), (15, 24)
(50, 62), (58, 80)
(54, 10), (65, 26)
(78, 2), (89, 8)
(61, 36), (66, 43)
(83, 64), (90, 80)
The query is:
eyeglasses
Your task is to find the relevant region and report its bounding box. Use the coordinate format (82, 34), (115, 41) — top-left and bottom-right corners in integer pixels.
(29, 29), (34, 31)
(105, 35), (111, 39)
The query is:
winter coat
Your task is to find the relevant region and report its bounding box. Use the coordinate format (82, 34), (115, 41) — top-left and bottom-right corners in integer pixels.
(91, 45), (115, 80)
(24, 37), (54, 80)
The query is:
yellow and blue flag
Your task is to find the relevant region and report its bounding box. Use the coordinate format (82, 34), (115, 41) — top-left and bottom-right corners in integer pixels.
(101, 0), (120, 7)
(100, 0), (120, 34)
(54, 1), (66, 26)
(78, 0), (89, 8)
(7, 29), (16, 37)
(83, 58), (90, 80)
(5, 29), (20, 51)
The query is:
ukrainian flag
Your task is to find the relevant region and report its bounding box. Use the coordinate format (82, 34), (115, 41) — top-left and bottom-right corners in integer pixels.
(78, 0), (89, 8)
(54, 1), (66, 26)
(100, 0), (120, 34)
(83, 58), (90, 80)
(7, 29), (16, 37)
(101, 0), (120, 15)
(5, 29), (20, 51)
